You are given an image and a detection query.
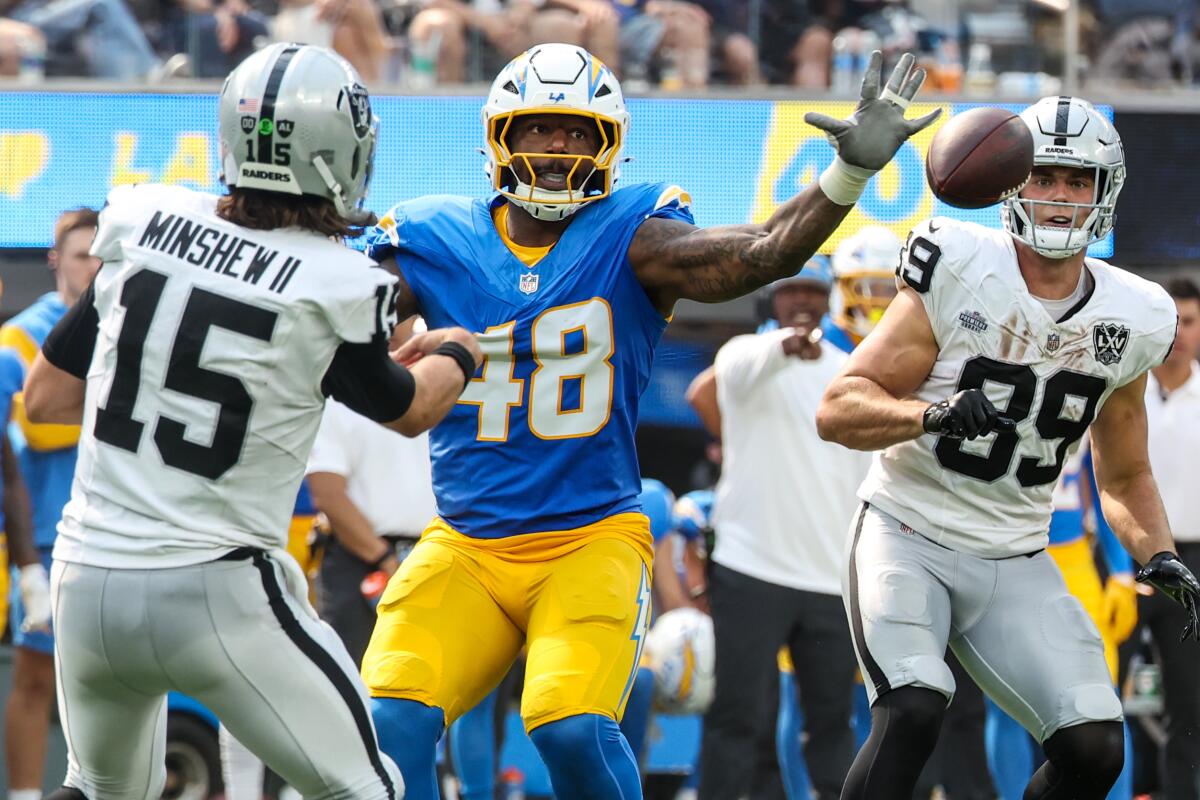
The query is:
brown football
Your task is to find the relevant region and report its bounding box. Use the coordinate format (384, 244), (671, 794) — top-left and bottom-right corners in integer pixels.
(925, 107), (1034, 209)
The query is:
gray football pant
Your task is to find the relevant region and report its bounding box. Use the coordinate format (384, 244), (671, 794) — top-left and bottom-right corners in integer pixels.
(51, 550), (402, 800)
(843, 504), (1122, 743)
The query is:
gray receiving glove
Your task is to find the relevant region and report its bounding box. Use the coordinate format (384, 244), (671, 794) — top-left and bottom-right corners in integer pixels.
(805, 51), (942, 205)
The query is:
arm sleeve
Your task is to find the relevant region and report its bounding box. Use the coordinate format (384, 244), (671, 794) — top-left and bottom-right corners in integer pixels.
(320, 336), (416, 423)
(1084, 446), (1134, 576)
(714, 330), (792, 396)
(41, 281), (98, 379)
(306, 402), (354, 478)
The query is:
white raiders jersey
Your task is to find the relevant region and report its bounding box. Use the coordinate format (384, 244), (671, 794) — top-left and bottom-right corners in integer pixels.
(55, 183), (398, 568)
(858, 218), (1176, 558)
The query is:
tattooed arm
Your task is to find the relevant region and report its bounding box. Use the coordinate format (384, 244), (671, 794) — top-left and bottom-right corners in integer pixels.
(629, 183), (851, 311)
(629, 51), (941, 314)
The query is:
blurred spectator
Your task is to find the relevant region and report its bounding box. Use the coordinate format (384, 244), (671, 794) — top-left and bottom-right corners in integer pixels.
(609, 0), (710, 89)
(3, 207), (100, 800)
(306, 316), (436, 667)
(690, 262), (867, 800)
(406, 0), (613, 85)
(1143, 277), (1200, 800)
(0, 18), (44, 77)
(1, 0), (160, 78)
(699, 0), (907, 88)
(272, 0), (390, 82)
(156, 0), (270, 79)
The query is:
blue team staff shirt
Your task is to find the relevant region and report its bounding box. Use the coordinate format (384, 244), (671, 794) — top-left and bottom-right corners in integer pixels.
(639, 478), (675, 543)
(0, 349), (23, 529)
(3, 293), (77, 549)
(367, 183), (694, 539)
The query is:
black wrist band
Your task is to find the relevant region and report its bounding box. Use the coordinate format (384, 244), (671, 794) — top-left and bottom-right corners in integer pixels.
(432, 341), (476, 387)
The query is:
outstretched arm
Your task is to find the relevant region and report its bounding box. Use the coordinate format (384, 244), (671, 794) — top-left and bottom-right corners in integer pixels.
(629, 52), (941, 312)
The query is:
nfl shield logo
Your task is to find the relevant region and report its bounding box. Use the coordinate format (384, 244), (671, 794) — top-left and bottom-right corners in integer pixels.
(1093, 322), (1130, 365)
(1046, 332), (1061, 353)
(519, 272), (539, 294)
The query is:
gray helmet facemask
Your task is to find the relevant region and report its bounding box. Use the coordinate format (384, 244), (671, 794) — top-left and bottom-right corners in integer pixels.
(218, 43), (378, 226)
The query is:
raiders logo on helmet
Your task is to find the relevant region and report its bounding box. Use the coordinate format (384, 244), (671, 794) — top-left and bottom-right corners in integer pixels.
(340, 83), (372, 139)
(277, 119), (294, 138)
(240, 115), (256, 134)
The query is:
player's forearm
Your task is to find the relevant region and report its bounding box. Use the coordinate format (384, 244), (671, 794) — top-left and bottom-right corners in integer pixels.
(388, 354), (469, 436)
(309, 480), (387, 564)
(1, 437), (35, 567)
(1098, 469), (1178, 565)
(653, 538), (691, 613)
(643, 184), (853, 305)
(24, 353), (85, 424)
(817, 375), (927, 450)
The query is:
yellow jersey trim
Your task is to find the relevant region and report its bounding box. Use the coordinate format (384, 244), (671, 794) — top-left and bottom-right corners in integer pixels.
(493, 204), (553, 268)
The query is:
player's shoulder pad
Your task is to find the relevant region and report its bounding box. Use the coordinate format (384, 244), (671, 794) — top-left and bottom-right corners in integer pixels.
(1094, 260), (1177, 337)
(652, 184), (693, 214)
(369, 195), (476, 255)
(897, 217), (999, 295)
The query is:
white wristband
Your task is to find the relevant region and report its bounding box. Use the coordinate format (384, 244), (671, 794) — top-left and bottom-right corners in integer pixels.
(817, 157), (878, 206)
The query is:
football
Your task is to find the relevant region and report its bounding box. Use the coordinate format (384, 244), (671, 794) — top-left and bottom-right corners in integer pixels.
(644, 607), (716, 715)
(925, 106), (1035, 209)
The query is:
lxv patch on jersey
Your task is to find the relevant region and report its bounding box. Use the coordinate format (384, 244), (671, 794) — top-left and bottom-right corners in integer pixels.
(1093, 322), (1130, 365)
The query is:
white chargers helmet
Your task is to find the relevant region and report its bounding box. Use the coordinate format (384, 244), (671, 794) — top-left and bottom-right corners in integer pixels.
(482, 43), (629, 222)
(831, 226), (902, 343)
(1002, 97), (1125, 259)
(219, 43), (378, 224)
(644, 607), (716, 715)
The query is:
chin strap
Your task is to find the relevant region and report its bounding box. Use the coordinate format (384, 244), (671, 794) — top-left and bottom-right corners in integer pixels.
(313, 154), (376, 227)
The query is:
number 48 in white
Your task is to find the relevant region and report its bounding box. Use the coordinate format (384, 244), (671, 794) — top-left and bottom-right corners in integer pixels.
(459, 297), (615, 441)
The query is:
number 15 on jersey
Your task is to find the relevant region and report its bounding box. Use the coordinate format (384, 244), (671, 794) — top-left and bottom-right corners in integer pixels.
(460, 297), (615, 442)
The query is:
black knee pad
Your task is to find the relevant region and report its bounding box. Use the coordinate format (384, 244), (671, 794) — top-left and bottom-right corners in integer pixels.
(1044, 721), (1124, 790)
(874, 685), (947, 752)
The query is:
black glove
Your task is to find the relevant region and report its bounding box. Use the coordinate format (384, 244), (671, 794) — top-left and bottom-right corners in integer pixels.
(923, 389), (1016, 440)
(1136, 551), (1200, 642)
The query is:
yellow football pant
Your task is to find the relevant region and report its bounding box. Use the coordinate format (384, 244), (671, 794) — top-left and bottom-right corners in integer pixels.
(1048, 536), (1119, 681)
(362, 513), (654, 732)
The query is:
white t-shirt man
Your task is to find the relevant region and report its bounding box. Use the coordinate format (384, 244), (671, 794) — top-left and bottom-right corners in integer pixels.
(711, 328), (871, 595)
(1146, 365), (1200, 543)
(307, 399), (436, 538)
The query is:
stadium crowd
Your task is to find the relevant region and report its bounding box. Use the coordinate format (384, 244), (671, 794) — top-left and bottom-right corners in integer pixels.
(2, 0), (1200, 89)
(0, 17), (1199, 800)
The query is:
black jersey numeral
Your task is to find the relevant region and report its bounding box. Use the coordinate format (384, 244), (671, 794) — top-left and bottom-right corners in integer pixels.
(94, 268), (278, 480)
(934, 355), (1107, 486)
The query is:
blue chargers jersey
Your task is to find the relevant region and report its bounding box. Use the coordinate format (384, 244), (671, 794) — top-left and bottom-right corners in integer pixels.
(0, 349), (22, 529)
(3, 293), (77, 549)
(367, 183), (694, 538)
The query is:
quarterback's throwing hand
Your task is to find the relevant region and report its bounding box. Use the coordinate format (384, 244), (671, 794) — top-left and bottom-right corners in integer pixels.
(923, 388), (1016, 440)
(1136, 552), (1200, 641)
(804, 51), (942, 172)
